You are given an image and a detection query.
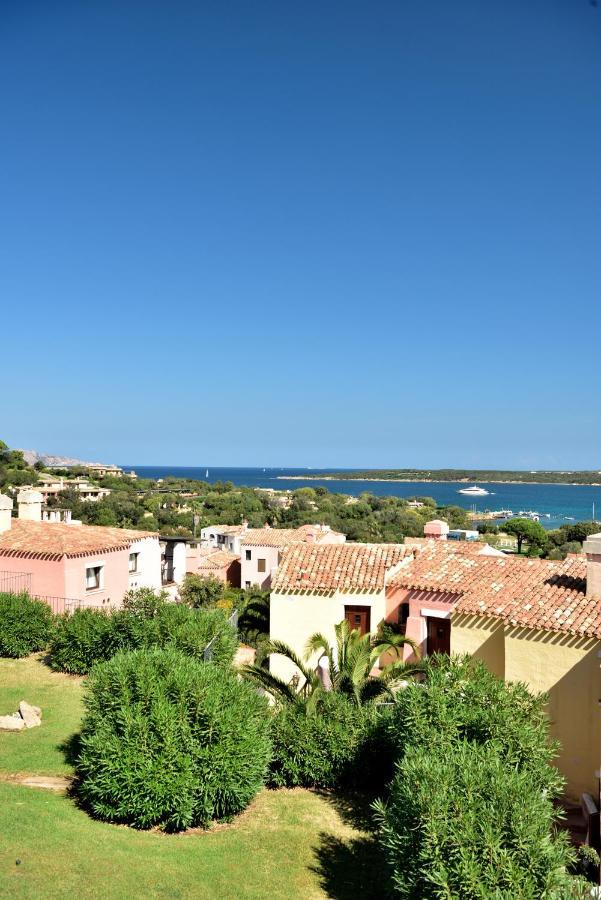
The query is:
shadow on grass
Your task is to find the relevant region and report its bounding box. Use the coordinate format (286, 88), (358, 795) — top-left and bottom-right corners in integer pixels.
(311, 790), (393, 899)
(58, 731), (82, 768)
(314, 787), (379, 832)
(312, 831), (390, 899)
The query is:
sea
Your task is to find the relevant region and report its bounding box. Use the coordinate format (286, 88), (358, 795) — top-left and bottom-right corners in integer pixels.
(123, 467), (601, 529)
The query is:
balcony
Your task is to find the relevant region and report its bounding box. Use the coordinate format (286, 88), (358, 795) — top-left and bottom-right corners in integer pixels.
(0, 571), (32, 594)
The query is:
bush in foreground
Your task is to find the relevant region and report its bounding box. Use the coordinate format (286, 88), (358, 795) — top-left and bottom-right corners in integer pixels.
(387, 654), (562, 792)
(375, 656), (582, 897)
(268, 693), (393, 790)
(48, 603), (237, 674)
(0, 592), (55, 658)
(375, 741), (578, 898)
(76, 647), (271, 831)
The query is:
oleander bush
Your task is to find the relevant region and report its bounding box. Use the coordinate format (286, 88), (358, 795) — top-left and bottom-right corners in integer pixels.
(48, 603), (237, 674)
(154, 603), (237, 667)
(0, 592), (55, 658)
(386, 654), (562, 791)
(374, 655), (584, 897)
(375, 741), (578, 899)
(76, 647), (271, 831)
(48, 608), (120, 674)
(268, 693), (394, 790)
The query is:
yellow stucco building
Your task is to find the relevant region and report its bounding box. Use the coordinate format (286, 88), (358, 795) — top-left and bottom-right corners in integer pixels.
(272, 531), (601, 802)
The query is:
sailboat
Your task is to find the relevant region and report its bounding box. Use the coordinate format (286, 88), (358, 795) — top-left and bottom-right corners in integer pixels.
(205, 469), (209, 479)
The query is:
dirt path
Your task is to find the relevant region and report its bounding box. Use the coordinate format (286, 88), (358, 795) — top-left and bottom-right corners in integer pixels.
(0, 772), (72, 791)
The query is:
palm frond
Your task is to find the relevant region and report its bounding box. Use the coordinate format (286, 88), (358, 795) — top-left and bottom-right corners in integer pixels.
(372, 633), (421, 660)
(240, 664), (298, 703)
(263, 639), (319, 687)
(304, 631), (337, 680)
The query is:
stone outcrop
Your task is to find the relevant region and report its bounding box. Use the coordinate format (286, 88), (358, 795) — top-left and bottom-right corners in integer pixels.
(0, 714), (26, 731)
(0, 701), (42, 731)
(18, 701), (42, 728)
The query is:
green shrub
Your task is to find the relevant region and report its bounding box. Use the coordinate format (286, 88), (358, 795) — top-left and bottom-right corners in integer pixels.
(268, 693), (393, 790)
(387, 654), (562, 792)
(48, 603), (237, 674)
(375, 741), (578, 898)
(122, 586), (169, 618)
(155, 604), (237, 667)
(0, 592), (55, 658)
(48, 608), (115, 674)
(76, 647), (271, 831)
(179, 574), (224, 608)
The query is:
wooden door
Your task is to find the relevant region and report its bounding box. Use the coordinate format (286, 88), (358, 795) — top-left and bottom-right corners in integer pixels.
(426, 617), (450, 656)
(345, 605), (371, 636)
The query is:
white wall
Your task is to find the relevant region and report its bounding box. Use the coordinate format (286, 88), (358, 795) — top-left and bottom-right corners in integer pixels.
(128, 537), (162, 591)
(270, 589), (387, 684)
(200, 527), (239, 553)
(172, 540), (187, 585)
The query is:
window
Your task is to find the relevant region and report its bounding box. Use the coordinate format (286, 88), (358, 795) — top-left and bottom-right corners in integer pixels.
(257, 558), (266, 573)
(128, 552), (139, 573)
(245, 550), (251, 561)
(86, 565), (103, 591)
(245, 581), (251, 589)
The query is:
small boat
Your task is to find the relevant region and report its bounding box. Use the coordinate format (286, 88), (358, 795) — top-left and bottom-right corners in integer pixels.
(458, 485), (490, 496)
(490, 509), (513, 519)
(519, 510), (540, 522)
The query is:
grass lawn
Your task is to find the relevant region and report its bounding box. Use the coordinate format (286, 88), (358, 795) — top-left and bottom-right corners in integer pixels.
(0, 655), (83, 777)
(0, 656), (383, 898)
(0, 782), (380, 899)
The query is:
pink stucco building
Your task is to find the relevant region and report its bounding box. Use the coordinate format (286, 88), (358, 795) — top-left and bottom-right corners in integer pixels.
(0, 491), (161, 613)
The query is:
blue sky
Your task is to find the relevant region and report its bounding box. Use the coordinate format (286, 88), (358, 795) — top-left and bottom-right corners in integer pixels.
(1, 1), (600, 469)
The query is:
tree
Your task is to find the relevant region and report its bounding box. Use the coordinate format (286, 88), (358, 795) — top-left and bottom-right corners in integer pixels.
(179, 574), (224, 608)
(502, 517), (548, 554)
(243, 619), (423, 710)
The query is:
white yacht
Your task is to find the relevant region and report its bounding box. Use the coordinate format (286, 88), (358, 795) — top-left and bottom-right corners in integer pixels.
(458, 485), (490, 496)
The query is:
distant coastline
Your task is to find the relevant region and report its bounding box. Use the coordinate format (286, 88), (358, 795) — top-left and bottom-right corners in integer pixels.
(276, 475), (601, 487)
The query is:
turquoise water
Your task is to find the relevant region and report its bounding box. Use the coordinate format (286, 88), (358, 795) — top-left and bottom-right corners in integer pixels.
(125, 467), (601, 529)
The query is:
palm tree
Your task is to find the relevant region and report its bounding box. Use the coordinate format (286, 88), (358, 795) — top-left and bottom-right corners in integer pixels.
(242, 619), (423, 710)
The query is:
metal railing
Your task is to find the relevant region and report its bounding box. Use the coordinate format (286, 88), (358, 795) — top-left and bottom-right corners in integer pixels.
(203, 608), (239, 662)
(30, 595), (97, 615)
(0, 571), (32, 594)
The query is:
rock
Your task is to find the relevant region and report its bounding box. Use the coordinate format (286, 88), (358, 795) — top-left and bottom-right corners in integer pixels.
(0, 714), (25, 732)
(18, 701), (42, 728)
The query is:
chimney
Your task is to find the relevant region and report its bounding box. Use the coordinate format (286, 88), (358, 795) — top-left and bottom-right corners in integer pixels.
(0, 494), (13, 533)
(305, 530), (316, 543)
(18, 489), (44, 522)
(424, 519), (450, 541)
(583, 533), (601, 599)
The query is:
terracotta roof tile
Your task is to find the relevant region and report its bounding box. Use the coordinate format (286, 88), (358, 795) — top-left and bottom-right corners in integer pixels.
(0, 519), (157, 561)
(390, 540), (598, 639)
(196, 549), (240, 569)
(272, 542), (409, 595)
(241, 524), (345, 548)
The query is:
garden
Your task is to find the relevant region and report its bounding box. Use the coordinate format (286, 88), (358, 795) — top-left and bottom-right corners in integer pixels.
(0, 588), (596, 898)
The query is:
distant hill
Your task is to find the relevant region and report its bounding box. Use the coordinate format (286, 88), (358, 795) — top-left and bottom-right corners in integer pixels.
(19, 449), (111, 468)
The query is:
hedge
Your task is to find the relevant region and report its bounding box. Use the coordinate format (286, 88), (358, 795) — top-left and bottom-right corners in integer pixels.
(48, 603), (237, 674)
(0, 592), (55, 658)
